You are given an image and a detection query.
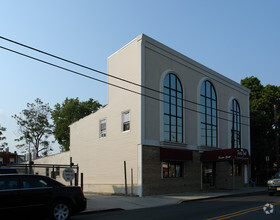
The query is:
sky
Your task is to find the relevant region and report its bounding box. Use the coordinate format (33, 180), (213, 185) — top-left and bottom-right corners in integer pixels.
(0, 0), (279, 155)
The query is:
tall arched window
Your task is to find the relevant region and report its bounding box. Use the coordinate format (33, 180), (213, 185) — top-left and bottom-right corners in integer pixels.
(200, 80), (217, 147)
(164, 73), (183, 143)
(231, 99), (241, 148)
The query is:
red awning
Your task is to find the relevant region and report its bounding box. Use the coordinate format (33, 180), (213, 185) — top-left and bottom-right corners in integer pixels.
(201, 148), (250, 163)
(160, 148), (193, 161)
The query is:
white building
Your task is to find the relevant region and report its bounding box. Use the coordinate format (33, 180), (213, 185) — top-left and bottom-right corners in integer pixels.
(69, 34), (250, 196)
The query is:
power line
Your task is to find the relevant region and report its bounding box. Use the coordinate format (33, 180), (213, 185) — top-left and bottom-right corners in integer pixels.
(0, 45), (250, 127)
(0, 35), (250, 120)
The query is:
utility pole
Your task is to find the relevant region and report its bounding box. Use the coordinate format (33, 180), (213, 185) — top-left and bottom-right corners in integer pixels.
(124, 161), (128, 195)
(274, 104), (279, 172)
(28, 141), (31, 174)
(27, 133), (32, 174)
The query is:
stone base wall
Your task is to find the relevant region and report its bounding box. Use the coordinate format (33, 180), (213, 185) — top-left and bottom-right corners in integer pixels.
(215, 162), (248, 189)
(142, 145), (201, 196)
(142, 145), (250, 195)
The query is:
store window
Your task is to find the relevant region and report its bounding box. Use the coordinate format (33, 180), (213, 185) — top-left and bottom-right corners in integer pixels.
(122, 111), (130, 132)
(162, 161), (183, 178)
(200, 80), (218, 147)
(231, 99), (241, 148)
(163, 73), (183, 143)
(202, 162), (215, 186)
(99, 119), (107, 138)
(231, 163), (242, 176)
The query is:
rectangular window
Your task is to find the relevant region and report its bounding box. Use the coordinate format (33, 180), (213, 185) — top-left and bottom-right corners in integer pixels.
(122, 111), (130, 132)
(0, 157), (3, 164)
(99, 119), (107, 138)
(162, 161), (183, 178)
(10, 158), (15, 164)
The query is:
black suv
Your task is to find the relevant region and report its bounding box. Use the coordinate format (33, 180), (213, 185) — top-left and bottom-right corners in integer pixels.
(0, 174), (86, 220)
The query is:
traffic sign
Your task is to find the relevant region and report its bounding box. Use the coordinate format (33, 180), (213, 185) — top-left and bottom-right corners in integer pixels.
(63, 167), (75, 182)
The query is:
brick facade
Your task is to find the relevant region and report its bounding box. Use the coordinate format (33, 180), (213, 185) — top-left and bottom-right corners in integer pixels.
(142, 145), (249, 195)
(0, 152), (17, 164)
(215, 162), (248, 189)
(142, 145), (201, 196)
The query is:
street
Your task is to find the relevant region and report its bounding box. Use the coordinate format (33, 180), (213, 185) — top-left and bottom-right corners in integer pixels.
(72, 192), (280, 220)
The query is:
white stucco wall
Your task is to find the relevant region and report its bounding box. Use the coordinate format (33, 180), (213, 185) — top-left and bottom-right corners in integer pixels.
(70, 38), (141, 195)
(32, 151), (71, 165)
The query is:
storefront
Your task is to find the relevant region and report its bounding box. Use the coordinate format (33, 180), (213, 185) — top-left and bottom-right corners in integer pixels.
(201, 148), (250, 190)
(141, 146), (201, 195)
(160, 148), (193, 178)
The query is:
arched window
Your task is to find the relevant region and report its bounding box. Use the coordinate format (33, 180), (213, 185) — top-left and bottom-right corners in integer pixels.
(231, 99), (241, 148)
(200, 80), (217, 147)
(163, 73), (183, 143)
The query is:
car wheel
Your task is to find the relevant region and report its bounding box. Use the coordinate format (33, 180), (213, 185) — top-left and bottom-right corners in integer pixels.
(50, 201), (71, 220)
(268, 192), (274, 196)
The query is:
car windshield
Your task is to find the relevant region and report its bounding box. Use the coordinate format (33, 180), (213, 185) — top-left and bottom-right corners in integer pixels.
(273, 172), (280, 178)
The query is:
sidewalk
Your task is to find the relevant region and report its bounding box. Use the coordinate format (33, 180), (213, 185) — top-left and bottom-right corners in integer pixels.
(83, 187), (266, 213)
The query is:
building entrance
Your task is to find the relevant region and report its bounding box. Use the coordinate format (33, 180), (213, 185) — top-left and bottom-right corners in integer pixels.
(202, 162), (216, 187)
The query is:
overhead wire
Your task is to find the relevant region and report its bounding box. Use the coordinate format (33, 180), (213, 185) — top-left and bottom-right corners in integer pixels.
(0, 35), (250, 120)
(0, 45), (250, 127)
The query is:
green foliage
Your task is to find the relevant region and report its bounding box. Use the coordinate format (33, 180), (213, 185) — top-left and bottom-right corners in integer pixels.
(241, 76), (280, 183)
(12, 98), (53, 157)
(0, 125), (8, 150)
(52, 97), (102, 151)
(241, 76), (264, 111)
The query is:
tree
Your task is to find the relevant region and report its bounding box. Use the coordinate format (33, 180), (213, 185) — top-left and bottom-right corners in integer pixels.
(52, 98), (102, 151)
(13, 98), (53, 157)
(241, 76), (280, 183)
(0, 125), (8, 150)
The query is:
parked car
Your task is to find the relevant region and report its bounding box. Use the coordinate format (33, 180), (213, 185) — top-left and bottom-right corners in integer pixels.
(267, 172), (280, 196)
(0, 166), (18, 174)
(0, 174), (86, 219)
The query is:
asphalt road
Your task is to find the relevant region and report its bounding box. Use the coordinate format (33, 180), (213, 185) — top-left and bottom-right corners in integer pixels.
(72, 192), (280, 220)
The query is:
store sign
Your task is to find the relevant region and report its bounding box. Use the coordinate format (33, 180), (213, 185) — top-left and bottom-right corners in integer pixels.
(201, 148), (250, 162)
(218, 155), (232, 160)
(236, 149), (249, 159)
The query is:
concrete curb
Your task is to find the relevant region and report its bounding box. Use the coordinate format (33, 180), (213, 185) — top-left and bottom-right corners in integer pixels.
(79, 189), (266, 216)
(78, 208), (124, 216)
